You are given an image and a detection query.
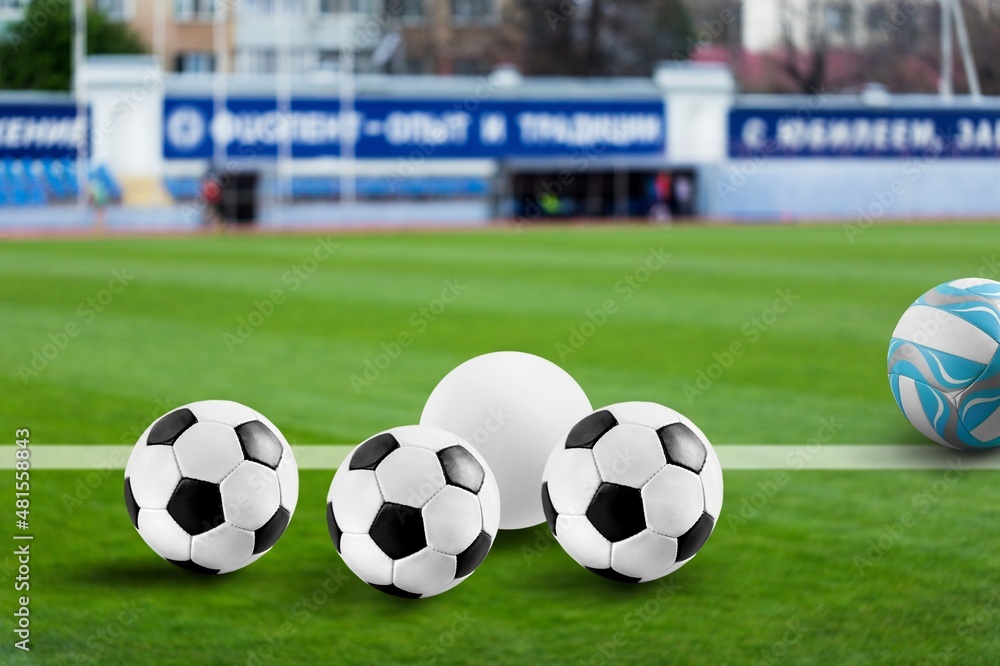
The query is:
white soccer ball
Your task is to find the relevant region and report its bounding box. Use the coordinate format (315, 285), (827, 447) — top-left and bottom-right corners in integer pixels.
(124, 400), (298, 574)
(420, 351), (592, 530)
(327, 426), (501, 599)
(888, 278), (1000, 450)
(542, 402), (723, 583)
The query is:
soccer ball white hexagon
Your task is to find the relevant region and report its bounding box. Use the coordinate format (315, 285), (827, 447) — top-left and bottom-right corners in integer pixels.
(541, 402), (723, 583)
(124, 400), (298, 574)
(326, 425), (501, 599)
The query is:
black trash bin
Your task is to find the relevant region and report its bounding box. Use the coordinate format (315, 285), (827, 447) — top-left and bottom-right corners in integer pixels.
(204, 168), (259, 226)
(220, 171), (259, 225)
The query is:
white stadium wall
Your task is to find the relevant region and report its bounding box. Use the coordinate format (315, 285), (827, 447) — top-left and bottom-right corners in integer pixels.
(4, 56), (998, 221)
(709, 95), (1000, 221)
(701, 160), (1000, 221)
(86, 57), (169, 205)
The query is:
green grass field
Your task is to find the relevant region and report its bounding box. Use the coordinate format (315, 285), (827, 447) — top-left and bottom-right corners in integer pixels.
(2, 222), (1000, 664)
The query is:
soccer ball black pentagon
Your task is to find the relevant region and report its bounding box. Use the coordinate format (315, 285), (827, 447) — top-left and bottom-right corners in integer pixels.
(541, 402), (723, 583)
(326, 425), (501, 598)
(124, 400), (298, 574)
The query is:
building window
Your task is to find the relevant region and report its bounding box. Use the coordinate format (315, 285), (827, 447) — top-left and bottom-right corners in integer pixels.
(175, 0), (214, 22)
(320, 0), (375, 13)
(387, 0), (423, 23)
(0, 0), (28, 16)
(240, 49), (277, 74)
(452, 58), (488, 75)
(241, 0), (309, 16)
(95, 0), (134, 21)
(175, 51), (216, 73)
(237, 49), (317, 74)
(243, 0), (275, 13)
(402, 56), (426, 73)
(823, 2), (852, 43)
(452, 0), (493, 25)
(318, 50), (340, 70)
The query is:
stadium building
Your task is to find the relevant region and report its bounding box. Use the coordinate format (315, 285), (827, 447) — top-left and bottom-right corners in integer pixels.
(2, 55), (999, 229)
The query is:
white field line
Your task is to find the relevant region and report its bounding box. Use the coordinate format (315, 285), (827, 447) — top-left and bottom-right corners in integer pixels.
(1, 445), (998, 470)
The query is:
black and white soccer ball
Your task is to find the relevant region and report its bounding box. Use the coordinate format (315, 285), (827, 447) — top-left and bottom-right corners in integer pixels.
(541, 402), (723, 583)
(124, 400), (298, 574)
(326, 425), (501, 599)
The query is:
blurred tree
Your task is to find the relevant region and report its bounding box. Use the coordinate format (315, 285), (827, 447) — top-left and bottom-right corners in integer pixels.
(963, 1), (1000, 95)
(856, 0), (999, 95)
(769, 0), (851, 94)
(682, 0), (741, 51)
(518, 0), (694, 76)
(0, 0), (147, 91)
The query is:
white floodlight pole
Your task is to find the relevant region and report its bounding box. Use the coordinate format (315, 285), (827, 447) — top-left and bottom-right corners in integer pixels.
(73, 0), (88, 210)
(339, 0), (356, 204)
(153, 0), (167, 71)
(949, 0), (982, 100)
(213, 0), (229, 168)
(940, 0), (953, 99)
(277, 0), (294, 206)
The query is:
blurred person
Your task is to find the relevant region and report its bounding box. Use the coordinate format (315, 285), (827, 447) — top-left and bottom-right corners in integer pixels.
(200, 169), (224, 228)
(88, 176), (108, 232)
(674, 173), (693, 217)
(648, 171), (672, 222)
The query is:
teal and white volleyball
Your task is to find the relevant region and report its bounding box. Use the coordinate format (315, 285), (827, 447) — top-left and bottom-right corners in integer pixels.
(888, 278), (1000, 450)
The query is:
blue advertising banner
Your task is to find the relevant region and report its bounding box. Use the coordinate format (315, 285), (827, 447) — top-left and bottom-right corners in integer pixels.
(0, 103), (87, 159)
(729, 107), (1000, 158)
(163, 97), (666, 160)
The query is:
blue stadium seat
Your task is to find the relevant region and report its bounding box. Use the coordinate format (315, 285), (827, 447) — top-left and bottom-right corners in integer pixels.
(5, 159), (46, 206)
(34, 160), (66, 200)
(0, 161), (12, 205)
(0, 159), (125, 206)
(163, 176), (201, 200)
(155, 173), (489, 203)
(58, 159), (80, 199)
(91, 164), (121, 202)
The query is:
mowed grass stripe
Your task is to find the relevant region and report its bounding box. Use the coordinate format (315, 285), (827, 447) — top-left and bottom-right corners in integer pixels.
(6, 469), (1000, 664)
(1, 224), (998, 445)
